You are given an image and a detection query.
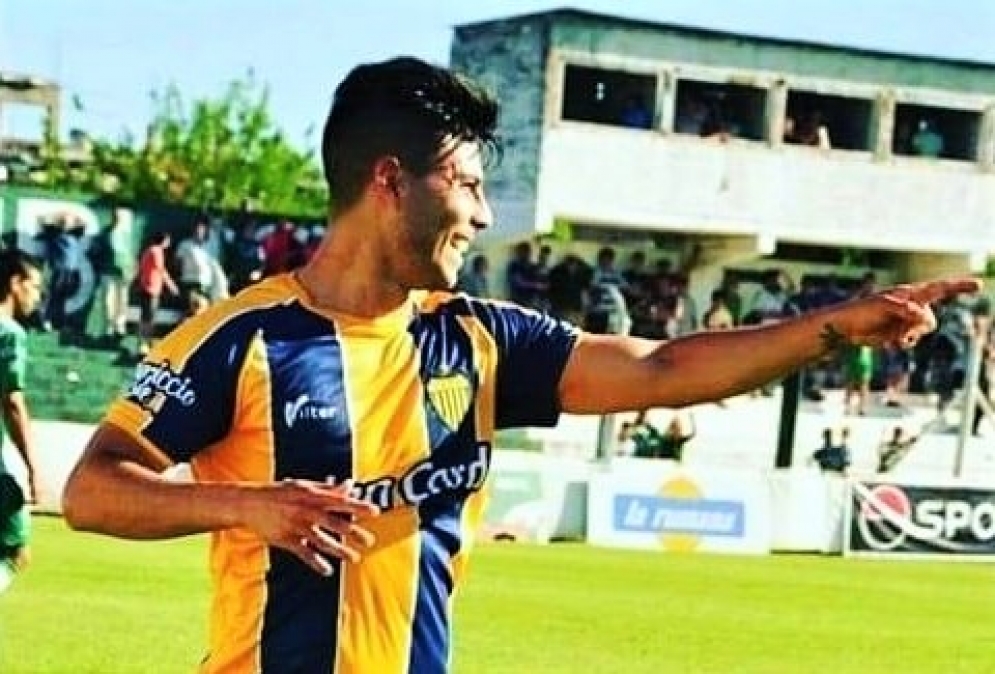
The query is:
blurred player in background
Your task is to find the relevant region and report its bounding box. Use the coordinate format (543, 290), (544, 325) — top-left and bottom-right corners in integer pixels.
(0, 249), (44, 593)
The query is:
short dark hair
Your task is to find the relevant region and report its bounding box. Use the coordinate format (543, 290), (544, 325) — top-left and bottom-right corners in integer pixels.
(321, 56), (500, 212)
(0, 248), (40, 299)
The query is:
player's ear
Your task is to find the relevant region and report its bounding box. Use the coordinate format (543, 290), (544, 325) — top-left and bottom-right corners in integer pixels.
(372, 157), (404, 200)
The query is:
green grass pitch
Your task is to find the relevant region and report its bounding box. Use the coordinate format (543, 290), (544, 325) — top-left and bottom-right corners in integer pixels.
(2, 516), (993, 673)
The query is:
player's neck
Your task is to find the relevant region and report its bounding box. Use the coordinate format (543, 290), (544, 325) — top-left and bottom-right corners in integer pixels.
(0, 300), (14, 322)
(297, 221), (408, 319)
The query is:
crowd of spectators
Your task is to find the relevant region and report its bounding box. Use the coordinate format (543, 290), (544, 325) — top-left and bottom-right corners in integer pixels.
(25, 209), (324, 358)
(20, 212), (994, 460)
(459, 240), (994, 449)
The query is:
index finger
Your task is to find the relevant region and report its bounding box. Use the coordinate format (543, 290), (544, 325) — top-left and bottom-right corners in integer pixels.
(908, 277), (983, 305)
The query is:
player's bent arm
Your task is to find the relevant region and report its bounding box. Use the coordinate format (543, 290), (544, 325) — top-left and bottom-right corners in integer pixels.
(557, 276), (984, 414)
(63, 422), (381, 570)
(62, 422), (246, 538)
(558, 309), (835, 414)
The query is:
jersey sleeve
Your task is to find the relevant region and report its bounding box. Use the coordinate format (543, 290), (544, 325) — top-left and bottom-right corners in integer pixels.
(105, 315), (255, 464)
(0, 327), (27, 394)
(472, 300), (579, 429)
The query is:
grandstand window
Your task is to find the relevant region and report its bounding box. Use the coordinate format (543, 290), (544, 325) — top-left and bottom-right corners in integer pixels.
(892, 103), (980, 161)
(765, 242), (895, 268)
(560, 64), (657, 129)
(674, 79), (767, 141)
(784, 91), (874, 151)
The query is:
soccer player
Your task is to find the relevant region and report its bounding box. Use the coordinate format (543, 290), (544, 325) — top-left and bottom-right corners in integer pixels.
(0, 249), (44, 593)
(62, 57), (980, 673)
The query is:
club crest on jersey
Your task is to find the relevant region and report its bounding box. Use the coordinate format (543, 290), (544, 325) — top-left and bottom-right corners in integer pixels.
(426, 372), (473, 432)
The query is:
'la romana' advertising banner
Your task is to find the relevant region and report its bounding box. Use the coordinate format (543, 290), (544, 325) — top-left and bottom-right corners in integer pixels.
(846, 481), (995, 559)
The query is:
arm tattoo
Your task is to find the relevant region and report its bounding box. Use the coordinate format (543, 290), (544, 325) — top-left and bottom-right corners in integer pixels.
(820, 322), (852, 354)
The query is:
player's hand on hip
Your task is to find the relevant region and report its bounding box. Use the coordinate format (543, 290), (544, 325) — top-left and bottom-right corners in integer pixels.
(241, 478), (380, 576)
(836, 277), (982, 348)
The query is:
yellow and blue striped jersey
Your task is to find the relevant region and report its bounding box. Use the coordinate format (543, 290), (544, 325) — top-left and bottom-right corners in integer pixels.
(106, 274), (578, 674)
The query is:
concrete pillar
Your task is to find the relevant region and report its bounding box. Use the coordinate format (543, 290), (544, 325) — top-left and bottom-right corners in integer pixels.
(978, 105), (995, 172)
(768, 79), (788, 148)
(873, 90), (896, 160)
(657, 70), (674, 133)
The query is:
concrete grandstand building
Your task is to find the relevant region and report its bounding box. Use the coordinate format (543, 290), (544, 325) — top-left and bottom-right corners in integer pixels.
(450, 8), (995, 298)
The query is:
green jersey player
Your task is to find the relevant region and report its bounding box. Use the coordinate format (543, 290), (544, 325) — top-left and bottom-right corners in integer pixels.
(0, 250), (43, 594)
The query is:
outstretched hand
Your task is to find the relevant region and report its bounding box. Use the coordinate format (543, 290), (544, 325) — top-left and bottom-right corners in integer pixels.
(834, 277), (983, 349)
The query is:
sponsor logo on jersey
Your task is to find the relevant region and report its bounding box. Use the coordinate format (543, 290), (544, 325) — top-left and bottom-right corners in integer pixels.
(284, 393), (337, 429)
(343, 442), (491, 511)
(128, 360), (197, 413)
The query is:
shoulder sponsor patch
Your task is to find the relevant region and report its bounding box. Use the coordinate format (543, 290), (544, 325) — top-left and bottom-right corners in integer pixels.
(128, 360), (197, 413)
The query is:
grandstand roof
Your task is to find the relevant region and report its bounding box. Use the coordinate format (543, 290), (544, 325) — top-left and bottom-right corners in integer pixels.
(455, 7), (995, 72)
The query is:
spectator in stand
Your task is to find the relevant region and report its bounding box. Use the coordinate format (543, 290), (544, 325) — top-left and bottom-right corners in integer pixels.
(546, 253), (591, 325)
(789, 109), (832, 149)
(672, 275), (698, 336)
(603, 283), (632, 336)
(893, 120), (914, 155)
(135, 231), (179, 357)
(675, 95), (709, 135)
(226, 220), (266, 294)
(175, 218), (218, 314)
(928, 295), (974, 416)
(812, 426), (851, 474)
(789, 277), (837, 402)
(748, 269), (792, 324)
(533, 245), (553, 313)
(623, 252), (653, 337)
(841, 271), (878, 415)
(585, 246), (628, 334)
(877, 425), (917, 473)
(912, 119), (943, 158)
(702, 288), (734, 330)
(716, 272), (743, 326)
(622, 251), (650, 300)
(842, 342), (874, 416)
(456, 254), (490, 298)
(745, 270), (793, 396)
(619, 93), (652, 130)
(971, 298), (992, 437)
(505, 241), (546, 310)
(262, 220), (301, 277)
(637, 273), (678, 340)
(287, 224), (312, 271)
(617, 409), (695, 461)
(88, 207), (134, 345)
(37, 213), (84, 339)
(879, 344), (913, 409)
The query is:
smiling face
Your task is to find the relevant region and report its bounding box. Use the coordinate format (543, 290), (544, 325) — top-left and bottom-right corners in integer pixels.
(393, 141), (493, 290)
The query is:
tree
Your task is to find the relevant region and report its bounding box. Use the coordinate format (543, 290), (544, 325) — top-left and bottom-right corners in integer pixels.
(38, 73), (328, 218)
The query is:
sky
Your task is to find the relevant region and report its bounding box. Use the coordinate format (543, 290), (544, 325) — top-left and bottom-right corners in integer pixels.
(2, 0), (994, 149)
